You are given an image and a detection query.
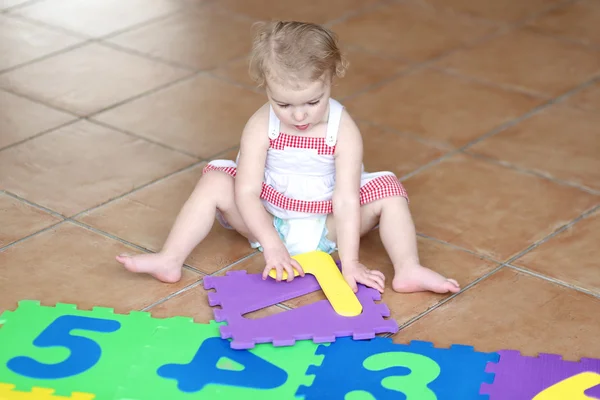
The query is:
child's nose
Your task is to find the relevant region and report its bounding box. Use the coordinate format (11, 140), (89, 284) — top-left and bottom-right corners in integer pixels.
(293, 111), (306, 122)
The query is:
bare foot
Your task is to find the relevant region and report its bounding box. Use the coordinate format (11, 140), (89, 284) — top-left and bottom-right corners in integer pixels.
(116, 252), (182, 283)
(393, 263), (460, 294)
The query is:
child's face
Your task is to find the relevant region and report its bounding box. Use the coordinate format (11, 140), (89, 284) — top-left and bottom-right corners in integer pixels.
(265, 72), (331, 133)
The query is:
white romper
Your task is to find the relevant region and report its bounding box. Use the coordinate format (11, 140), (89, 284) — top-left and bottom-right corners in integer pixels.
(203, 98), (408, 255)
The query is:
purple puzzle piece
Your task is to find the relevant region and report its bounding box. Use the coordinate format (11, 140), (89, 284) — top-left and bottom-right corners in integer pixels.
(203, 270), (398, 349)
(586, 383), (600, 399)
(480, 350), (600, 399)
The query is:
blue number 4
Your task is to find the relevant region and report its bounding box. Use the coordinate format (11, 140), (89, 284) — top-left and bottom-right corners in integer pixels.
(7, 315), (120, 379)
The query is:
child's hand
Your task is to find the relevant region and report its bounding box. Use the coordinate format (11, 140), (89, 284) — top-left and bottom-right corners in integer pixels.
(261, 244), (305, 282)
(342, 261), (385, 293)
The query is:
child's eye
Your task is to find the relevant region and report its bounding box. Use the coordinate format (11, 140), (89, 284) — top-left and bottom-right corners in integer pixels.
(277, 104), (289, 108)
(308, 101), (320, 106)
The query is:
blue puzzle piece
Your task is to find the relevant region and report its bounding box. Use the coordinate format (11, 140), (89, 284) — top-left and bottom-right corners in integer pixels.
(157, 337), (288, 392)
(296, 337), (498, 400)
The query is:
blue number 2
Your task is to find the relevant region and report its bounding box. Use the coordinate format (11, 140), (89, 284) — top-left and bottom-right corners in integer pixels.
(7, 315), (120, 379)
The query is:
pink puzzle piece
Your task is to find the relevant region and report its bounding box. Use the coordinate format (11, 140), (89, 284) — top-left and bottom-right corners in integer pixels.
(203, 270), (398, 349)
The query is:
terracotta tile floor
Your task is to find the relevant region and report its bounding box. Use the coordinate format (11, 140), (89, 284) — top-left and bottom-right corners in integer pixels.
(1, 0), (599, 364)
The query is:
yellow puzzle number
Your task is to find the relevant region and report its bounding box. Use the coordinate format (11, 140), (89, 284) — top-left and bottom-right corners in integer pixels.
(268, 251), (363, 317)
(533, 372), (600, 400)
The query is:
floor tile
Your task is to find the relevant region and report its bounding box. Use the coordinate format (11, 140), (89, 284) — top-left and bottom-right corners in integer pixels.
(0, 120), (196, 216)
(469, 104), (600, 191)
(279, 232), (499, 325)
(0, 193), (61, 248)
(393, 268), (600, 360)
(359, 122), (447, 178)
(10, 0), (180, 38)
(437, 28), (600, 96)
(108, 7), (253, 70)
(404, 154), (598, 261)
(0, 43), (191, 116)
(564, 80), (600, 112)
(345, 68), (544, 148)
(212, 47), (412, 100)
(77, 165), (258, 274)
(217, 0), (379, 25)
(333, 48), (412, 99)
(0, 222), (201, 313)
(331, 1), (495, 61)
(512, 210), (600, 295)
(0, 90), (75, 149)
(93, 74), (265, 158)
(423, 0), (565, 23)
(147, 283), (285, 323)
(528, 0), (600, 47)
(0, 15), (83, 72)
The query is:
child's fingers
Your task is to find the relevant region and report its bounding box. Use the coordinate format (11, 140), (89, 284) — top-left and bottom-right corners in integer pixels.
(343, 274), (358, 293)
(368, 273), (385, 293)
(370, 269), (385, 281)
(262, 265), (272, 280)
(283, 263), (295, 282)
(291, 259), (304, 276)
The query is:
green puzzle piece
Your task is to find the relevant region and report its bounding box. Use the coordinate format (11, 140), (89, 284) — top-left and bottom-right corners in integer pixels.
(115, 316), (322, 399)
(0, 300), (322, 399)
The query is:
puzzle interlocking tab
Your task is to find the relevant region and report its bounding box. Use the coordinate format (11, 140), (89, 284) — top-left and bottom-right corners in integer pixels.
(296, 337), (498, 399)
(0, 300), (197, 398)
(0, 383), (94, 400)
(480, 350), (600, 399)
(203, 270), (398, 349)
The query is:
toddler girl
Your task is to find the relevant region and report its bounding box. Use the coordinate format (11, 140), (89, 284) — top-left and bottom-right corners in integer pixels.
(117, 21), (460, 295)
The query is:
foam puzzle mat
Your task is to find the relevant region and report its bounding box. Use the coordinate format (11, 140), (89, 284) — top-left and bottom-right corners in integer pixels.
(0, 300), (599, 399)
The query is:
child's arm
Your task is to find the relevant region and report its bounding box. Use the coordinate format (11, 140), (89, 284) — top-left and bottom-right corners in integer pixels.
(333, 111), (385, 292)
(235, 105), (304, 281)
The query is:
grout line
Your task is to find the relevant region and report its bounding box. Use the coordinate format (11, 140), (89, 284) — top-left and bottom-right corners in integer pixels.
(465, 152), (600, 196)
(1, 12), (91, 39)
(0, 219), (66, 253)
(0, 189), (66, 219)
(339, 24), (512, 104)
(67, 141), (241, 220)
(141, 278), (207, 312)
(353, 118), (454, 152)
(69, 160), (205, 220)
(0, 87), (82, 117)
(0, 118), (79, 153)
(207, 252), (261, 276)
(415, 232), (504, 265)
(426, 65), (551, 99)
(397, 264), (507, 330)
(87, 119), (203, 160)
(66, 219), (204, 275)
(398, 148), (462, 181)
(95, 10), (184, 41)
(84, 68), (201, 118)
(97, 41), (198, 72)
(339, 0), (579, 105)
(505, 204), (600, 265)
(506, 264), (600, 300)
(0, 40), (93, 76)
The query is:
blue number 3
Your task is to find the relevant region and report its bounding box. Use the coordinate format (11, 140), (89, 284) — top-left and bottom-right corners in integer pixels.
(7, 315), (120, 379)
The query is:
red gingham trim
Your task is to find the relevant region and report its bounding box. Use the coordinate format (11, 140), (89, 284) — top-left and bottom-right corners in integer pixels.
(203, 164), (409, 214)
(203, 164), (237, 177)
(269, 133), (335, 155)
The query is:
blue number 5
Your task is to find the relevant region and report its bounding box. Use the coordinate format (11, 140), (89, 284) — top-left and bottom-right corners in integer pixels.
(7, 315), (120, 379)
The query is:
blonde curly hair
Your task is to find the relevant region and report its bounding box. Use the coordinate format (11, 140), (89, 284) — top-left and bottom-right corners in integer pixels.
(248, 21), (348, 87)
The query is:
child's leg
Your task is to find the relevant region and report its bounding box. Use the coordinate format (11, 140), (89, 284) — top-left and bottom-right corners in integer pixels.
(116, 171), (257, 283)
(375, 197), (460, 294)
(325, 197), (460, 294)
